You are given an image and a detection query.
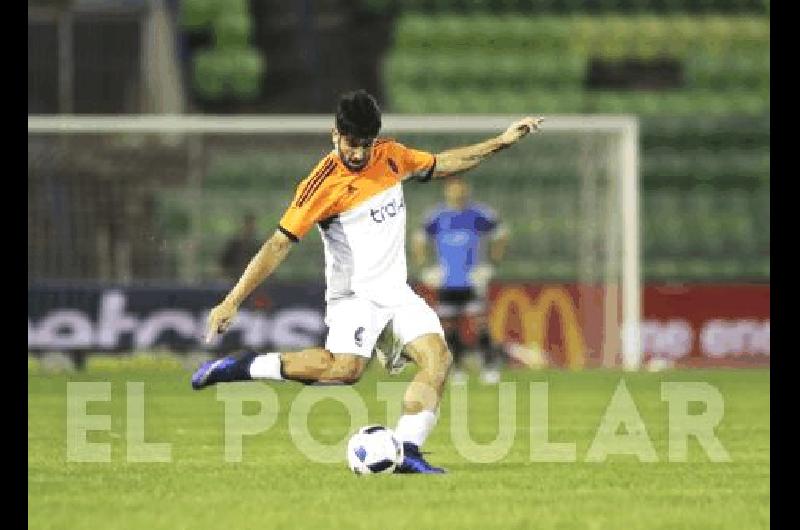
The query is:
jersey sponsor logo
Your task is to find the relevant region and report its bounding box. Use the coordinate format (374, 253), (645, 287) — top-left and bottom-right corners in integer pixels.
(442, 231), (471, 246)
(369, 197), (405, 223)
(354, 326), (365, 347)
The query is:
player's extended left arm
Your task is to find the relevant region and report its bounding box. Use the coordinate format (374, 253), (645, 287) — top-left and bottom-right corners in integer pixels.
(432, 117), (543, 179)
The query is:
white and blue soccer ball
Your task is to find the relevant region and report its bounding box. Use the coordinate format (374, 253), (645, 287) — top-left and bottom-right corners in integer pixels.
(346, 425), (404, 475)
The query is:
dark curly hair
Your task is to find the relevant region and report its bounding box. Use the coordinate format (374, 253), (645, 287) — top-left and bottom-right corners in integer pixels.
(335, 89), (382, 139)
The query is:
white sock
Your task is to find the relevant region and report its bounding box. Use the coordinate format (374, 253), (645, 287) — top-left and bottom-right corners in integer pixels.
(395, 410), (437, 448)
(248, 353), (284, 381)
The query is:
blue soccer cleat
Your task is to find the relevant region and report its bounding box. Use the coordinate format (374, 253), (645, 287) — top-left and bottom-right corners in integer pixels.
(191, 352), (256, 390)
(394, 442), (446, 474)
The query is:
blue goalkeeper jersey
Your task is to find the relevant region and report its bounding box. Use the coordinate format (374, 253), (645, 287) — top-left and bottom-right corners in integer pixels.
(423, 203), (498, 289)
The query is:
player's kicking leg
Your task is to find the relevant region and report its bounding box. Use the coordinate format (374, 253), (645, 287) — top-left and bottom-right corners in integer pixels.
(193, 296), (378, 389)
(191, 348), (368, 389)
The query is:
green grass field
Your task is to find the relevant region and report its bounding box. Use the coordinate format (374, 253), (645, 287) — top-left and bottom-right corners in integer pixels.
(28, 356), (769, 530)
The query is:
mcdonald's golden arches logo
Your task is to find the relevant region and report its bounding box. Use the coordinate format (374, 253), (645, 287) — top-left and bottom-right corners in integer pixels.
(489, 286), (587, 369)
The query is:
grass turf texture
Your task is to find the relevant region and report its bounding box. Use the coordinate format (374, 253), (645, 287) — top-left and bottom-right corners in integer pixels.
(28, 357), (769, 530)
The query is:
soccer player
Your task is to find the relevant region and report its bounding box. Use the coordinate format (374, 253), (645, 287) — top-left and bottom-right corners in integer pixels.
(192, 89), (542, 473)
(412, 177), (509, 385)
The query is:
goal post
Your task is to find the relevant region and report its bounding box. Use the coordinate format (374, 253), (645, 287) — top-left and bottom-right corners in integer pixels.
(28, 114), (642, 369)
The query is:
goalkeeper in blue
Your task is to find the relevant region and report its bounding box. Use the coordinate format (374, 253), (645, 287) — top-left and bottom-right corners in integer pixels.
(412, 177), (509, 385)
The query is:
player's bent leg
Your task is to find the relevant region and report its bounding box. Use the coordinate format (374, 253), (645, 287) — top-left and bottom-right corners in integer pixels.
(191, 348), (367, 389)
(394, 333), (452, 474)
(281, 350), (368, 384)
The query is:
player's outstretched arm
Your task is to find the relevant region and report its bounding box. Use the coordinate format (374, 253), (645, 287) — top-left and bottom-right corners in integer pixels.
(205, 229), (294, 342)
(433, 117), (543, 179)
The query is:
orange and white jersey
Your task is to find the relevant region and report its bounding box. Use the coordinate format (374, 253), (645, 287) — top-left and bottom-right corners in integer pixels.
(279, 139), (436, 304)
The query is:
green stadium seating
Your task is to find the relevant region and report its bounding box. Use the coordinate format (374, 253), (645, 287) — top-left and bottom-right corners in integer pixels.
(183, 0), (264, 102)
(192, 48), (264, 99)
(213, 13), (252, 48)
(386, 15), (769, 117)
(181, 0), (222, 30)
(181, 6), (772, 281)
(685, 52), (769, 90)
(386, 50), (584, 92)
(182, 0), (248, 28)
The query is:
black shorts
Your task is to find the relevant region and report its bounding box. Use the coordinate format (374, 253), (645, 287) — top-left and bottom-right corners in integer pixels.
(436, 287), (486, 318)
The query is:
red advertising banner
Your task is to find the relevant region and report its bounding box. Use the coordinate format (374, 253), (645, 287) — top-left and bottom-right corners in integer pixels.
(476, 283), (770, 369)
(641, 284), (769, 368)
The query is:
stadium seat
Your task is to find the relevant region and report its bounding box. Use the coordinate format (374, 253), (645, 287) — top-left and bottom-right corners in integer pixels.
(213, 12), (251, 48)
(192, 48), (264, 100)
(181, 0), (222, 30)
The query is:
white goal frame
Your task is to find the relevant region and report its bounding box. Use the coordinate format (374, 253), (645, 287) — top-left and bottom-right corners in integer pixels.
(28, 114), (641, 370)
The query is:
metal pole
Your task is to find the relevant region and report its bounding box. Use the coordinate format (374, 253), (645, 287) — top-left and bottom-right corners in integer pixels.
(602, 135), (621, 368)
(620, 120), (642, 370)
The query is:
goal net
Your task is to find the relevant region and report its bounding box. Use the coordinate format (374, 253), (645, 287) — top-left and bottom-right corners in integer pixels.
(28, 115), (641, 369)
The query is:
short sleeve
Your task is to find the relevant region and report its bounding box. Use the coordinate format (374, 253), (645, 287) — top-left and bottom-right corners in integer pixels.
(474, 205), (499, 234)
(397, 143), (436, 182)
(423, 209), (441, 237)
(278, 156), (339, 241)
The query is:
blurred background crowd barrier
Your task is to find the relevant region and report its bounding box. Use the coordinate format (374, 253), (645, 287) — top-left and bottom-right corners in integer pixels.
(28, 0), (769, 370)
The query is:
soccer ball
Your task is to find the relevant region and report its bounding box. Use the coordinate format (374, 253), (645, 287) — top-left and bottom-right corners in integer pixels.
(346, 425), (404, 475)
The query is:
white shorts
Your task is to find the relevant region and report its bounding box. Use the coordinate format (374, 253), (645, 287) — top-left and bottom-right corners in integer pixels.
(324, 285), (444, 372)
